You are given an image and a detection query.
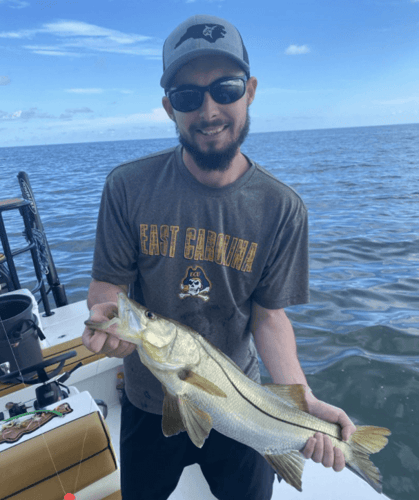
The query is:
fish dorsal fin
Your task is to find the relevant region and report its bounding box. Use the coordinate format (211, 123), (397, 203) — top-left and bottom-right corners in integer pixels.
(262, 384), (309, 413)
(179, 369), (227, 398)
(162, 387), (186, 438)
(177, 396), (212, 448)
(264, 451), (305, 492)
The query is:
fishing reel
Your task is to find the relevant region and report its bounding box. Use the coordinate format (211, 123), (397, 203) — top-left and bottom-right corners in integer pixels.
(0, 351), (80, 412)
(0, 351), (108, 419)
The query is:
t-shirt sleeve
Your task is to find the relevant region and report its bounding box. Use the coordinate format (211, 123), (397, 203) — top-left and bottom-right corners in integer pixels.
(252, 207), (309, 310)
(91, 171), (139, 285)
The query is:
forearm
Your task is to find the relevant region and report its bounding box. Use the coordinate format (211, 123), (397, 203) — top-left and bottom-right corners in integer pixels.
(87, 279), (128, 310)
(252, 306), (308, 387)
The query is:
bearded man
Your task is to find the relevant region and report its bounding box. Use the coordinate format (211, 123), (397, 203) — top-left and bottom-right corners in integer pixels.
(83, 14), (356, 500)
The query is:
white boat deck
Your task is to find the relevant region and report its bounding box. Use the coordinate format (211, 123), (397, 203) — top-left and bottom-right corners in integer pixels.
(1, 294), (390, 499)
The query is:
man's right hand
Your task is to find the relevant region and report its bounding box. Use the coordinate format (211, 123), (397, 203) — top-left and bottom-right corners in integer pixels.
(82, 301), (137, 358)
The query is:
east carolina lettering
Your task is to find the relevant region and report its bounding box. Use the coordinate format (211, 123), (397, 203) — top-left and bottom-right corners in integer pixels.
(140, 224), (179, 258)
(139, 224), (258, 273)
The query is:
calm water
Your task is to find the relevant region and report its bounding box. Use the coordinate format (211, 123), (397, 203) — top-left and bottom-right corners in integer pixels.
(1, 124), (418, 499)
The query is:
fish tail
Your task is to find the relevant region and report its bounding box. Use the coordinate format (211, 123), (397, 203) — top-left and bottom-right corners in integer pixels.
(346, 425), (391, 494)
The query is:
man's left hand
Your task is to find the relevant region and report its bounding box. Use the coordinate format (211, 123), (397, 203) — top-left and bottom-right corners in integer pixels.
(301, 388), (357, 472)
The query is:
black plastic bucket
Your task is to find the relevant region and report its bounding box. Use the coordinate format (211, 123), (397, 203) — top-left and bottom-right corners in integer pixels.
(0, 294), (44, 378)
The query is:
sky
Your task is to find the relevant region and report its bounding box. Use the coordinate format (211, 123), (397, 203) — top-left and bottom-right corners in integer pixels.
(0, 0), (418, 148)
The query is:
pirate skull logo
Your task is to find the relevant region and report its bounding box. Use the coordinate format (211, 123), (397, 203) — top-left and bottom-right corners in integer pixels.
(179, 266), (211, 301)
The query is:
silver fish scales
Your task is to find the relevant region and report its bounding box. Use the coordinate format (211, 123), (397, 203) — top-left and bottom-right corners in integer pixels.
(85, 292), (391, 493)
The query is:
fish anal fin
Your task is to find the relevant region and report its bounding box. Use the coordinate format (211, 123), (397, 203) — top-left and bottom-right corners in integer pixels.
(263, 384), (309, 413)
(178, 396), (212, 448)
(264, 451), (305, 492)
(179, 369), (227, 398)
(162, 386), (186, 438)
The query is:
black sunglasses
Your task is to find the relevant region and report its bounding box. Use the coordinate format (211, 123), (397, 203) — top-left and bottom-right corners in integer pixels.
(166, 76), (248, 113)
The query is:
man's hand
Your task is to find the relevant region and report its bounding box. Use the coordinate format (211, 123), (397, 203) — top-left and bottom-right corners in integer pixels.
(301, 388), (357, 471)
(82, 301), (137, 358)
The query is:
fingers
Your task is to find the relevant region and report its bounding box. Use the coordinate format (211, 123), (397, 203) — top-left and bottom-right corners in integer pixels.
(338, 412), (357, 441)
(83, 302), (126, 358)
(333, 447), (345, 472)
(301, 433), (346, 472)
(301, 436), (316, 460)
(89, 302), (118, 323)
(82, 323), (136, 359)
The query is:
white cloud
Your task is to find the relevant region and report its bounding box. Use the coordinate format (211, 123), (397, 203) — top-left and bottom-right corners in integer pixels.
(376, 96), (419, 105)
(25, 46), (85, 57)
(42, 20), (150, 44)
(65, 107), (94, 114)
(0, 29), (34, 39)
(66, 107), (169, 128)
(64, 88), (133, 94)
(0, 76), (11, 85)
(0, 19), (161, 57)
(26, 107), (170, 131)
(0, 0), (29, 8)
(0, 108), (56, 121)
(285, 44), (310, 55)
(65, 88), (104, 94)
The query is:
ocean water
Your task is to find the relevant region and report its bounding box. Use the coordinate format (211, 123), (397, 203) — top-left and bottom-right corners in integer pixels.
(1, 123), (418, 499)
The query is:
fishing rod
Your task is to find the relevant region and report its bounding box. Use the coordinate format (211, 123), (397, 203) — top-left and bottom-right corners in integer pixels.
(17, 171), (68, 310)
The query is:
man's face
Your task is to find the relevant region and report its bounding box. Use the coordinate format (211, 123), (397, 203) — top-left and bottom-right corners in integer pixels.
(163, 55), (257, 171)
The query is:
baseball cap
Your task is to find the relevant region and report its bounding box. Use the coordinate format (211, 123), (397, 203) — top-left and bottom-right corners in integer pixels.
(161, 15), (250, 90)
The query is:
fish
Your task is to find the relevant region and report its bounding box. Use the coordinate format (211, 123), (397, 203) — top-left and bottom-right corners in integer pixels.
(85, 292), (391, 493)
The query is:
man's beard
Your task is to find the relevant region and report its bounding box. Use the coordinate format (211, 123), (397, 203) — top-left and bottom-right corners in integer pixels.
(176, 110), (250, 172)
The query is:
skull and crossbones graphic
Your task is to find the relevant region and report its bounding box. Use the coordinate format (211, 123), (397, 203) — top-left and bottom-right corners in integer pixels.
(179, 267), (211, 301)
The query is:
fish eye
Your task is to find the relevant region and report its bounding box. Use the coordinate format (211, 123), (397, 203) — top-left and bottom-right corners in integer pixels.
(145, 310), (156, 320)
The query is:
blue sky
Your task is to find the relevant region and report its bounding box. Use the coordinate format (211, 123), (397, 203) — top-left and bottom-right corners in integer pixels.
(1, 0), (418, 147)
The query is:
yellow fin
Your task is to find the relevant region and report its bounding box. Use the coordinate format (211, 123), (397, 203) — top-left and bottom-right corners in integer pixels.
(178, 396), (212, 448)
(264, 451), (305, 492)
(351, 425), (391, 454)
(345, 425), (391, 493)
(179, 369), (227, 398)
(161, 386), (186, 438)
(262, 384), (309, 413)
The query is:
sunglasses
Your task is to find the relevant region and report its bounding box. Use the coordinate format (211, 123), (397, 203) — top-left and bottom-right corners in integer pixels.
(166, 76), (248, 113)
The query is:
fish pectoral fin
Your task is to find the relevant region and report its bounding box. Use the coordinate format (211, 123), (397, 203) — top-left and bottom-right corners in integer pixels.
(264, 451), (305, 492)
(162, 387), (186, 438)
(178, 396), (212, 449)
(262, 384), (309, 413)
(178, 369), (227, 398)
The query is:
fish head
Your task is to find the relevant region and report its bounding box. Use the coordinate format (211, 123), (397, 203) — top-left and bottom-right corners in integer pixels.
(115, 292), (199, 371)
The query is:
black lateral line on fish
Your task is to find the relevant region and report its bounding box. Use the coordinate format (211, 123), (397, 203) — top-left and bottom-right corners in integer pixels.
(200, 342), (341, 440)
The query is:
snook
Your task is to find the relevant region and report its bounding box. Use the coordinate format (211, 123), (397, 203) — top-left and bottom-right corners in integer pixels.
(85, 292), (390, 493)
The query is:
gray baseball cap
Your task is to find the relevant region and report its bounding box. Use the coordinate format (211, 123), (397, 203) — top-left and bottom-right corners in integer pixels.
(161, 15), (250, 90)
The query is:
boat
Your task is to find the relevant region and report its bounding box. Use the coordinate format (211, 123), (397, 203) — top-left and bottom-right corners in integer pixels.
(0, 173), (390, 500)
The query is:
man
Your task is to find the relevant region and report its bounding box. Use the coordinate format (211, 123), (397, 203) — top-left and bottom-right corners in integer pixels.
(82, 14), (356, 500)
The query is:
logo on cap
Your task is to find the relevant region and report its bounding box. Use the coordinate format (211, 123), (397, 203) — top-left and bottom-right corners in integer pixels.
(175, 24), (226, 49)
